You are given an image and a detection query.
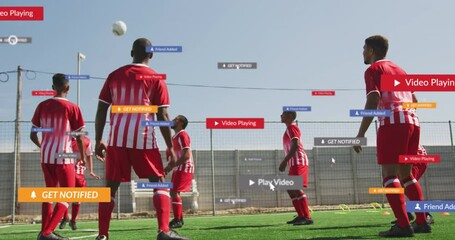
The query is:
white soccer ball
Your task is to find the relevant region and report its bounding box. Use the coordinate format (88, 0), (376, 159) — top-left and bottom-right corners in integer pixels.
(112, 21), (127, 36)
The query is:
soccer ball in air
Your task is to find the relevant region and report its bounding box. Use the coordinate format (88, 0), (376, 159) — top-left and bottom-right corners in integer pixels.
(112, 21), (127, 36)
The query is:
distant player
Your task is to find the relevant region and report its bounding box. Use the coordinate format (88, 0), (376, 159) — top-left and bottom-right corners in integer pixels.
(95, 38), (189, 240)
(279, 111), (313, 226)
(164, 115), (194, 229)
(353, 35), (431, 237)
(30, 73), (86, 240)
(59, 136), (100, 231)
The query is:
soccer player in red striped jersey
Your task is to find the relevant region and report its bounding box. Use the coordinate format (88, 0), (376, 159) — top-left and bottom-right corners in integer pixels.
(279, 111), (313, 226)
(353, 35), (431, 237)
(94, 38), (188, 240)
(60, 136), (100, 231)
(164, 115), (194, 229)
(30, 73), (86, 240)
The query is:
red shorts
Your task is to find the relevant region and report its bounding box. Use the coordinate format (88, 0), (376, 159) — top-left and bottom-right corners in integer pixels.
(289, 165), (308, 188)
(75, 174), (86, 188)
(171, 171), (193, 192)
(377, 124), (420, 164)
(106, 146), (164, 182)
(412, 163), (428, 181)
(41, 163), (75, 188)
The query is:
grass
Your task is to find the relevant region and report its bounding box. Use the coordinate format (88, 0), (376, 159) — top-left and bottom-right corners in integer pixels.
(0, 209), (453, 240)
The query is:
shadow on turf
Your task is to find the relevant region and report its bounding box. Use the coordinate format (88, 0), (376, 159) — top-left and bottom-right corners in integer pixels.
(199, 224), (278, 230)
(291, 236), (375, 240)
(290, 223), (389, 231)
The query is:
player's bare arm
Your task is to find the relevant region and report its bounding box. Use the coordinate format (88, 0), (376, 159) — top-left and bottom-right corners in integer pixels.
(30, 130), (41, 148)
(280, 138), (298, 172)
(75, 135), (86, 165)
(87, 154), (101, 180)
(353, 92), (380, 153)
(164, 148), (190, 174)
(95, 101), (110, 162)
(157, 107), (176, 165)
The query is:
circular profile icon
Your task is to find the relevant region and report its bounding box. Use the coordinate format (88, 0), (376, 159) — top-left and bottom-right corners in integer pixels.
(8, 35), (18, 45)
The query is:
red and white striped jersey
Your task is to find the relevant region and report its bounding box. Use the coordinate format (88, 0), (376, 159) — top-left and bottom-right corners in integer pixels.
(31, 97), (85, 164)
(71, 137), (93, 175)
(172, 130), (194, 173)
(283, 124), (308, 167)
(364, 59), (419, 127)
(99, 64), (170, 150)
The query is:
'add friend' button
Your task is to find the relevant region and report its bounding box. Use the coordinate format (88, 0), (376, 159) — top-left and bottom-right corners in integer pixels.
(406, 201), (455, 212)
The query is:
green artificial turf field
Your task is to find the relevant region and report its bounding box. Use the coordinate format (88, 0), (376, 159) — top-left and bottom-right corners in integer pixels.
(0, 210), (453, 240)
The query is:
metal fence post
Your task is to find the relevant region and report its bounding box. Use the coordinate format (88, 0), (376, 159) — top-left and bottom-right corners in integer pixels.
(374, 120), (385, 208)
(350, 148), (359, 204)
(312, 147), (321, 205)
(210, 129), (216, 216)
(274, 149), (281, 207)
(235, 149), (240, 200)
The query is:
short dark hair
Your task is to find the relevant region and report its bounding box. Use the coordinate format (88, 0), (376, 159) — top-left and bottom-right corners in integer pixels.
(52, 73), (68, 89)
(132, 38), (152, 60)
(365, 35), (388, 59)
(177, 115), (189, 129)
(283, 111), (297, 120)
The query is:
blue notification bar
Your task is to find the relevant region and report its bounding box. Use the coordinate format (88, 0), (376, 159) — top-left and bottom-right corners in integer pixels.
(31, 127), (54, 132)
(349, 109), (391, 117)
(283, 106), (312, 112)
(65, 75), (90, 80)
(146, 46), (182, 53)
(406, 201), (455, 212)
(137, 182), (173, 189)
(141, 121), (174, 127)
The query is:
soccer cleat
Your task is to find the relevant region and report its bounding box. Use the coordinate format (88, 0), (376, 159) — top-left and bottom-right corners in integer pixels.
(95, 235), (108, 240)
(169, 219), (184, 229)
(38, 232), (70, 240)
(69, 221), (77, 230)
(157, 230), (190, 240)
(411, 221), (432, 233)
(286, 216), (301, 224)
(59, 218), (69, 229)
(426, 213), (434, 225)
(293, 218), (314, 226)
(379, 224), (414, 238)
(390, 212), (414, 224)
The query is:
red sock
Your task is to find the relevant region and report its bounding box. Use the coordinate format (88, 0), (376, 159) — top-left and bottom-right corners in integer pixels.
(42, 202), (53, 232)
(154, 189), (171, 232)
(71, 203), (81, 222)
(384, 176), (409, 228)
(42, 202), (69, 235)
(98, 196), (115, 237)
(172, 197), (183, 220)
(298, 193), (311, 219)
(403, 176), (426, 224)
(291, 197), (303, 217)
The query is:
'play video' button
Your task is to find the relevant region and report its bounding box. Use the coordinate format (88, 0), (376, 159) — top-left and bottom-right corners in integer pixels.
(394, 80), (401, 86)
(206, 118), (264, 129)
(239, 175), (302, 191)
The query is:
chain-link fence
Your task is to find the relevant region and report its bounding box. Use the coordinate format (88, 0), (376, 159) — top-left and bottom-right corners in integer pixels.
(1, 120), (454, 222)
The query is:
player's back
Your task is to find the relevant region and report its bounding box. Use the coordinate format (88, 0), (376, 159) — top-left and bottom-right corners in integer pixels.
(368, 60), (413, 112)
(99, 64), (170, 150)
(32, 97), (85, 164)
(367, 60), (418, 126)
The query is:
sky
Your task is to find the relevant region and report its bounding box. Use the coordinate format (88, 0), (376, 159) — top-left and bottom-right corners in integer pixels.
(1, 0), (455, 153)
(1, 0), (455, 123)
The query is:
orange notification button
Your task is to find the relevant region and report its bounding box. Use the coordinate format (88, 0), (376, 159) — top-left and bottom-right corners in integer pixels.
(18, 187), (111, 202)
(369, 187), (404, 194)
(402, 102), (436, 108)
(111, 105), (158, 114)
